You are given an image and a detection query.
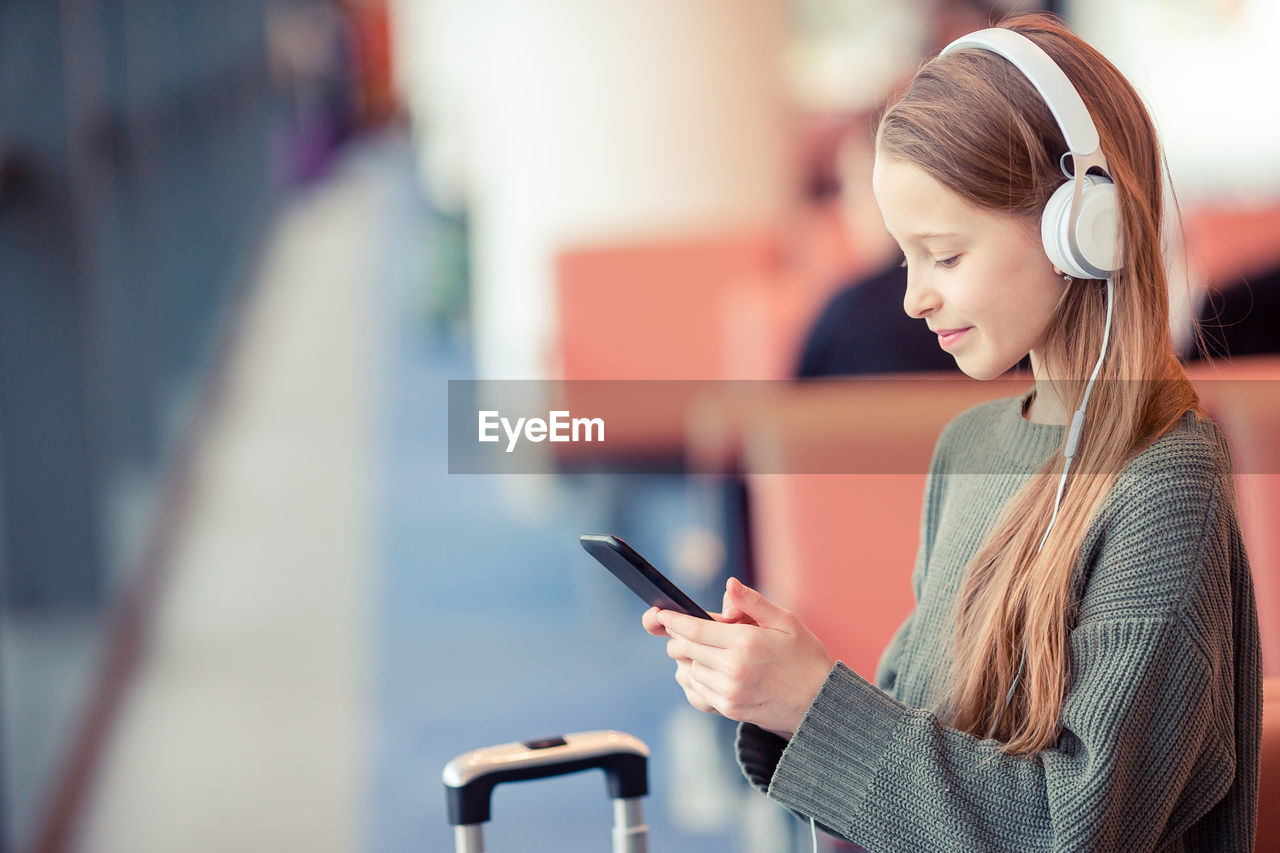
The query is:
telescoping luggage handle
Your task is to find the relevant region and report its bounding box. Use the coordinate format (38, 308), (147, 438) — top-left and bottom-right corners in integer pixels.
(443, 729), (650, 853)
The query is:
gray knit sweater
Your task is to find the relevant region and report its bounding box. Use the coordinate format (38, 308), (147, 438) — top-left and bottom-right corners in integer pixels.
(736, 388), (1261, 852)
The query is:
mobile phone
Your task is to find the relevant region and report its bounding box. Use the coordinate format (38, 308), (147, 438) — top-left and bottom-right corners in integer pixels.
(579, 534), (712, 620)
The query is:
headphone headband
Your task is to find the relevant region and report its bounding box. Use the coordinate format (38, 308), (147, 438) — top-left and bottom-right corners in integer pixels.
(940, 26), (1120, 280)
(940, 28), (1106, 172)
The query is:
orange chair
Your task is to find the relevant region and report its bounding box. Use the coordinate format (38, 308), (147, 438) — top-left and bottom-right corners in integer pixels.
(548, 231), (779, 468)
(717, 268), (826, 381)
(1258, 678), (1280, 851)
(553, 231), (779, 382)
(549, 206), (863, 463)
(1191, 356), (1280, 676)
(728, 378), (1014, 677)
(1182, 203), (1280, 287)
(715, 201), (872, 381)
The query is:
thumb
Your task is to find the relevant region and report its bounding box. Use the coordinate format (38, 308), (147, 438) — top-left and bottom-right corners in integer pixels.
(720, 584), (752, 624)
(725, 577), (789, 628)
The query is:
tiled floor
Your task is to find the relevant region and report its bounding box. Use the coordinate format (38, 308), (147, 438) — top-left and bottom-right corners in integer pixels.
(72, 133), (793, 852)
(73, 141), (380, 853)
(2, 611), (102, 847)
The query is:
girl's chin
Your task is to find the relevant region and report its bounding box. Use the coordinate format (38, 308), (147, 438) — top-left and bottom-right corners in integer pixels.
(958, 365), (996, 381)
(954, 352), (1018, 382)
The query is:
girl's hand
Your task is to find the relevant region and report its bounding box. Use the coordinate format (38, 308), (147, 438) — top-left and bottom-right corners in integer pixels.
(641, 582), (759, 715)
(640, 576), (758, 637)
(646, 577), (834, 740)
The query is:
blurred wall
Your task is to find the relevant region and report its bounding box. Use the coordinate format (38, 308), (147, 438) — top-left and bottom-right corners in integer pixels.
(1070, 0), (1280, 201)
(391, 0), (797, 380)
(0, 0), (277, 847)
(1, 0), (275, 605)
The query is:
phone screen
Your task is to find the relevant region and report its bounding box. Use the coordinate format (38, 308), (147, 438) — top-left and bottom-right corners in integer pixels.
(580, 534), (712, 620)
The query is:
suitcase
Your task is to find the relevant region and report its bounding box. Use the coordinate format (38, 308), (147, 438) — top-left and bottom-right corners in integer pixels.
(443, 729), (650, 852)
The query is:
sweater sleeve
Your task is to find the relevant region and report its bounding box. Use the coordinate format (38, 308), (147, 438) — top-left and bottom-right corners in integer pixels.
(765, 616), (1230, 852)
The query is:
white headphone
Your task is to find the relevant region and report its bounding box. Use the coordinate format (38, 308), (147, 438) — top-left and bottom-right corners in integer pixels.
(941, 27), (1122, 281)
(939, 27), (1121, 741)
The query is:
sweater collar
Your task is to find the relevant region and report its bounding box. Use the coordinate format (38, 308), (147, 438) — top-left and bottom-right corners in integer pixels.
(994, 387), (1067, 471)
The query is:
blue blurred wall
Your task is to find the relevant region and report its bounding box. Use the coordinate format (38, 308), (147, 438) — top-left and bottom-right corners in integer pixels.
(0, 0), (280, 847)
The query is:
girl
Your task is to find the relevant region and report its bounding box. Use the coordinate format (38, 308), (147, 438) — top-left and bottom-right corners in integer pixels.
(643, 13), (1260, 851)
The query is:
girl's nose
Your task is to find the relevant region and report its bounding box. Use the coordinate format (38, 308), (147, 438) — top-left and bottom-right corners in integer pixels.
(903, 271), (941, 319)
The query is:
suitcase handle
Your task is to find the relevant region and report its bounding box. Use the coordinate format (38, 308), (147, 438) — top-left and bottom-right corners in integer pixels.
(443, 730), (649, 826)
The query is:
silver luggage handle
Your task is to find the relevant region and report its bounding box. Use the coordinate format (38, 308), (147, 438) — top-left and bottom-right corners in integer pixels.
(443, 730), (650, 853)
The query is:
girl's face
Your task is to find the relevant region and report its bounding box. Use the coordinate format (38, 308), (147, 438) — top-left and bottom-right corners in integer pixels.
(871, 154), (1067, 382)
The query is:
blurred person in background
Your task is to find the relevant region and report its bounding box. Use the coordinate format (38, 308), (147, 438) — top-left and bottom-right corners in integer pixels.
(1183, 203), (1280, 361)
(267, 0), (361, 184)
(1191, 264), (1280, 360)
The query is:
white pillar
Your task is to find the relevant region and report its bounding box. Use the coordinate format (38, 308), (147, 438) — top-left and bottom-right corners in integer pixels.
(410, 0), (794, 379)
(1068, 0), (1280, 201)
(387, 0), (480, 213)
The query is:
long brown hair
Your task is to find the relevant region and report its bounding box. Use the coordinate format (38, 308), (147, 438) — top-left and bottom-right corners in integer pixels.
(876, 13), (1201, 756)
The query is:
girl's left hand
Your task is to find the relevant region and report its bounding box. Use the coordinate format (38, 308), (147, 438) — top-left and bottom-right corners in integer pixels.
(657, 577), (835, 740)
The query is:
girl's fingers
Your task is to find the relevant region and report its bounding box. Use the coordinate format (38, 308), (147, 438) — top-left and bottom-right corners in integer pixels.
(714, 609), (757, 627)
(641, 607), (669, 637)
(674, 661), (717, 714)
(683, 666), (731, 717)
(657, 611), (735, 649)
(666, 633), (737, 672)
(688, 659), (736, 698)
(722, 590), (746, 622)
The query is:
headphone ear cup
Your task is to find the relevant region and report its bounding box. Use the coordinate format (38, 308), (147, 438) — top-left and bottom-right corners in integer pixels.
(1041, 182), (1079, 277)
(1075, 179), (1121, 274)
(1040, 176), (1122, 279)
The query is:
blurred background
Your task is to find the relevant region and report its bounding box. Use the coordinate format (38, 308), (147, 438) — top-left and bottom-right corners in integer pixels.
(2, 0), (1279, 852)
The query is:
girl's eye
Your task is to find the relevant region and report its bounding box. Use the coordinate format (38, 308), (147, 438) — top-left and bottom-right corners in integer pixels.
(936, 255), (960, 269)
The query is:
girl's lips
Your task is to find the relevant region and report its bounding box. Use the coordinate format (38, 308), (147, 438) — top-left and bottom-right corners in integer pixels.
(937, 327), (972, 349)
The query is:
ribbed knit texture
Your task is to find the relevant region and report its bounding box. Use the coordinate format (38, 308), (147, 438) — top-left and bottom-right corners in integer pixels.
(737, 388), (1261, 852)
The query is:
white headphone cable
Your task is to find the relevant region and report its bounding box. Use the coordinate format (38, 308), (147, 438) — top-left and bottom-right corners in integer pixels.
(987, 276), (1114, 741)
(1037, 275), (1115, 553)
